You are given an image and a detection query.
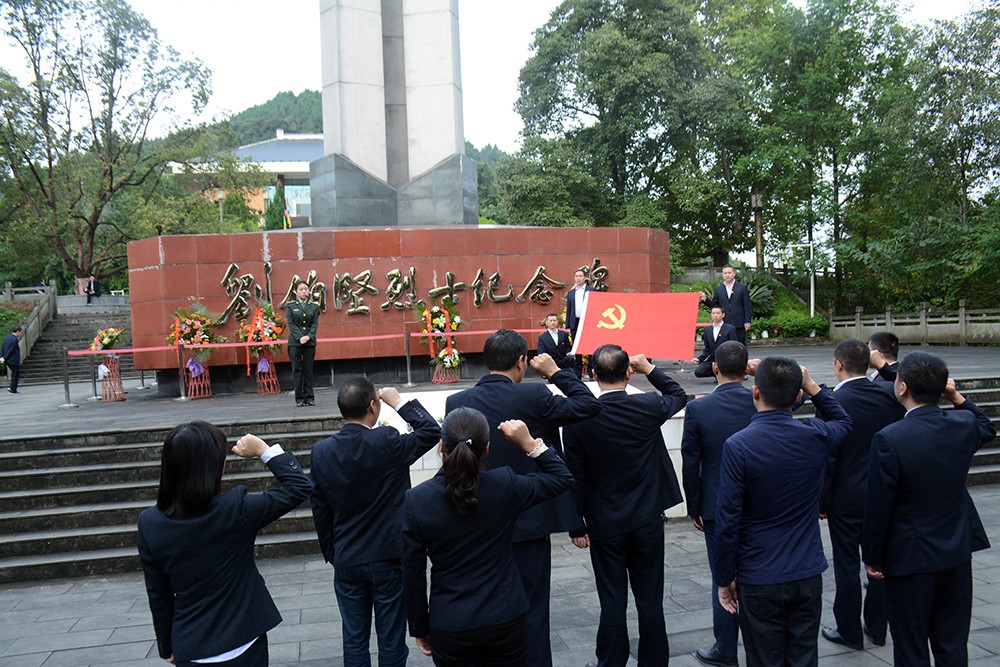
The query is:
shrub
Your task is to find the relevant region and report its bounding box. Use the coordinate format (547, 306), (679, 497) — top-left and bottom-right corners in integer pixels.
(762, 312), (828, 338)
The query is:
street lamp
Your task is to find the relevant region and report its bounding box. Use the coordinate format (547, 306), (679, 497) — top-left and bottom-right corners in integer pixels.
(751, 191), (764, 269)
(789, 242), (815, 318)
(217, 188), (224, 224)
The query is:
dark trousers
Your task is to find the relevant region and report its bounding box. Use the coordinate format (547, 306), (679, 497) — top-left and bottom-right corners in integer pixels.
(511, 537), (552, 667)
(589, 519), (668, 667)
(694, 360), (715, 378)
(7, 363), (19, 392)
(886, 560), (972, 667)
(175, 634), (268, 667)
(288, 343), (315, 402)
(430, 614), (528, 667)
(828, 514), (886, 644)
(730, 324), (747, 346)
(738, 574), (822, 667)
(703, 520), (739, 658)
(333, 559), (408, 667)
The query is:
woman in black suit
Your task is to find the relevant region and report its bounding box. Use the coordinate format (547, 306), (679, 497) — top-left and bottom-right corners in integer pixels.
(401, 407), (573, 667)
(137, 421), (311, 666)
(286, 280), (320, 407)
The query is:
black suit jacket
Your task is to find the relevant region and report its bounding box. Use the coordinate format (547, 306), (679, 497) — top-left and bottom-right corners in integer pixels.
(137, 452), (312, 661)
(821, 378), (904, 516)
(564, 284), (595, 339)
(563, 368), (687, 540)
(1, 333), (21, 366)
(538, 329), (574, 368)
(708, 281), (752, 329)
(310, 399), (441, 567)
(401, 449), (573, 637)
(445, 368), (601, 540)
(862, 399), (996, 576)
(681, 382), (756, 522)
(695, 323), (739, 363)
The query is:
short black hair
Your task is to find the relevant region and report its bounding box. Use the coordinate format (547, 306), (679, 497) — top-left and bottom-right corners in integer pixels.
(898, 352), (948, 404)
(715, 341), (748, 379)
(755, 356), (803, 410)
(834, 338), (870, 376)
(722, 263), (734, 271)
(545, 312), (558, 319)
(11, 326), (22, 333)
(338, 376), (378, 420)
(483, 329), (527, 371)
(868, 332), (899, 361)
(592, 344), (629, 384)
(156, 421), (228, 517)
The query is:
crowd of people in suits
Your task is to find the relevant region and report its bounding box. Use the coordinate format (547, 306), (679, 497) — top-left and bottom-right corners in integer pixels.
(136, 265), (993, 667)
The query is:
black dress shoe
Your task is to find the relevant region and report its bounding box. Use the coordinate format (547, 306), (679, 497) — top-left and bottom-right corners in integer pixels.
(695, 646), (738, 665)
(863, 624), (886, 646)
(822, 627), (863, 650)
(296, 401), (305, 407)
(305, 399), (315, 406)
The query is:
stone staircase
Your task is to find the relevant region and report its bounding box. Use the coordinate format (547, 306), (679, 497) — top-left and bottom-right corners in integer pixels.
(1, 378), (999, 584)
(0, 414), (342, 583)
(19, 312), (137, 385)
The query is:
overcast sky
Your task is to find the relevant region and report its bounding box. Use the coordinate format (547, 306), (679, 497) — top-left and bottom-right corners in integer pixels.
(68, 1), (986, 152)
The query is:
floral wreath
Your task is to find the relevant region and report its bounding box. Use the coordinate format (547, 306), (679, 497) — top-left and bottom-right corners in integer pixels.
(166, 303), (226, 368)
(413, 295), (464, 369)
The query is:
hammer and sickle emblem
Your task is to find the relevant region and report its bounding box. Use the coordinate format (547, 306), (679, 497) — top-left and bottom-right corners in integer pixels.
(597, 305), (627, 329)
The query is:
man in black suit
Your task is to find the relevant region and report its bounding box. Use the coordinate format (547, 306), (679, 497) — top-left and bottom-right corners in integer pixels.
(702, 264), (752, 345)
(867, 332), (898, 387)
(564, 268), (595, 377)
(863, 352), (996, 666)
(310, 377), (441, 667)
(1, 327), (23, 394)
(814, 339), (903, 651)
(691, 306), (740, 378)
(538, 312), (574, 370)
(445, 329), (602, 667)
(564, 346), (687, 667)
(681, 341), (754, 666)
(85, 274), (101, 305)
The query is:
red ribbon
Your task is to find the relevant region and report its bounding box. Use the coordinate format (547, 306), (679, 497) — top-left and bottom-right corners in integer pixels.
(424, 311), (436, 358)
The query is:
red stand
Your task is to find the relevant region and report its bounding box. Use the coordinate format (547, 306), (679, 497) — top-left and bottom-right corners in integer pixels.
(101, 355), (125, 402)
(432, 366), (460, 384)
(185, 366), (212, 399)
(255, 352), (281, 395)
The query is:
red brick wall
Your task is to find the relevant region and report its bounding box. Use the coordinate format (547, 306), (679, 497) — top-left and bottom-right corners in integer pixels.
(127, 227), (670, 370)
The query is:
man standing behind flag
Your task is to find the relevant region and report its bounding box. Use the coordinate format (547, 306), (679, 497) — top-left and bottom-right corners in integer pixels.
(564, 268), (595, 378)
(701, 264), (752, 345)
(445, 329), (601, 667)
(563, 346), (687, 667)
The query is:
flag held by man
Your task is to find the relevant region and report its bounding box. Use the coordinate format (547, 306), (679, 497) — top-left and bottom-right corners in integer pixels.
(570, 292), (701, 360)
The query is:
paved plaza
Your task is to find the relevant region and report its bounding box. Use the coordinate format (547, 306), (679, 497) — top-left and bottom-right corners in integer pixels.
(3, 344), (1000, 666)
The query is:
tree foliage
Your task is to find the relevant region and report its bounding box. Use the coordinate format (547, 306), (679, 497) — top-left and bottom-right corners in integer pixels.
(0, 0), (211, 287)
(227, 90), (322, 146)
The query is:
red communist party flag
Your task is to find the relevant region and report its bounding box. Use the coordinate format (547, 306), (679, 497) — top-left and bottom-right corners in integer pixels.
(569, 292), (702, 361)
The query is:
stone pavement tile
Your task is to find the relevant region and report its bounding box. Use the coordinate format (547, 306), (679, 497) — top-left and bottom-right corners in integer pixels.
(70, 612), (152, 632)
(0, 618), (75, 642)
(299, 604), (338, 625)
(663, 563), (712, 583)
(9, 590), (107, 612)
(0, 608), (43, 625)
(972, 566), (1000, 584)
(296, 637), (341, 662)
(267, 582), (306, 600)
(664, 608), (713, 634)
(100, 659), (168, 667)
(0, 652), (47, 667)
(269, 621), (338, 644)
(818, 650), (892, 666)
(1, 629), (113, 657)
(32, 640), (152, 667)
(551, 564), (594, 582)
(972, 601), (1000, 627)
(973, 581), (1000, 603)
(550, 606), (601, 631)
(268, 639), (301, 665)
(671, 592), (712, 612)
(970, 626), (1000, 655)
(108, 624), (156, 643)
(553, 576), (598, 595)
(35, 599), (135, 622)
(274, 591), (335, 612)
(666, 577), (712, 597)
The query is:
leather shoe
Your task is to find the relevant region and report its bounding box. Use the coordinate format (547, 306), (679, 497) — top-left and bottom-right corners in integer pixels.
(695, 646), (738, 665)
(863, 624), (886, 646)
(295, 401), (305, 407)
(305, 399), (315, 406)
(822, 627), (863, 650)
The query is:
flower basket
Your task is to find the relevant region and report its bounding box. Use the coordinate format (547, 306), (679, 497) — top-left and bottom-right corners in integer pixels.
(414, 296), (464, 384)
(237, 304), (286, 394)
(99, 354), (125, 402)
(89, 327), (128, 402)
(167, 304), (225, 399)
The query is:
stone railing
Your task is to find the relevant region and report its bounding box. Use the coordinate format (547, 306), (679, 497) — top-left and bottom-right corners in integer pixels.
(830, 300), (1000, 345)
(0, 283), (59, 362)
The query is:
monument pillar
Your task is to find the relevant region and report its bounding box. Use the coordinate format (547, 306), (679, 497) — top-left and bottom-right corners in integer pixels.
(311, 0), (478, 227)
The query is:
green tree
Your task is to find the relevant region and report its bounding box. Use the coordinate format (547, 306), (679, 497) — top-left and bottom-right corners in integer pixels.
(0, 0), (211, 292)
(265, 181), (288, 230)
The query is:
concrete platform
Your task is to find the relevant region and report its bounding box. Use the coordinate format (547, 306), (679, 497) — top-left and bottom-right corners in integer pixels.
(3, 344), (1000, 665)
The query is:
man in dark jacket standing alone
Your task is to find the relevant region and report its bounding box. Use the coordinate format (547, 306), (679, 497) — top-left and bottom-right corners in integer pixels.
(1, 327), (23, 394)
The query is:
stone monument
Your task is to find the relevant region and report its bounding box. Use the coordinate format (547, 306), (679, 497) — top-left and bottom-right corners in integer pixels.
(310, 0), (478, 227)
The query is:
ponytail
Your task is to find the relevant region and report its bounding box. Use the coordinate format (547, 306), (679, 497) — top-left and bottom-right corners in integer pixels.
(440, 407), (490, 518)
